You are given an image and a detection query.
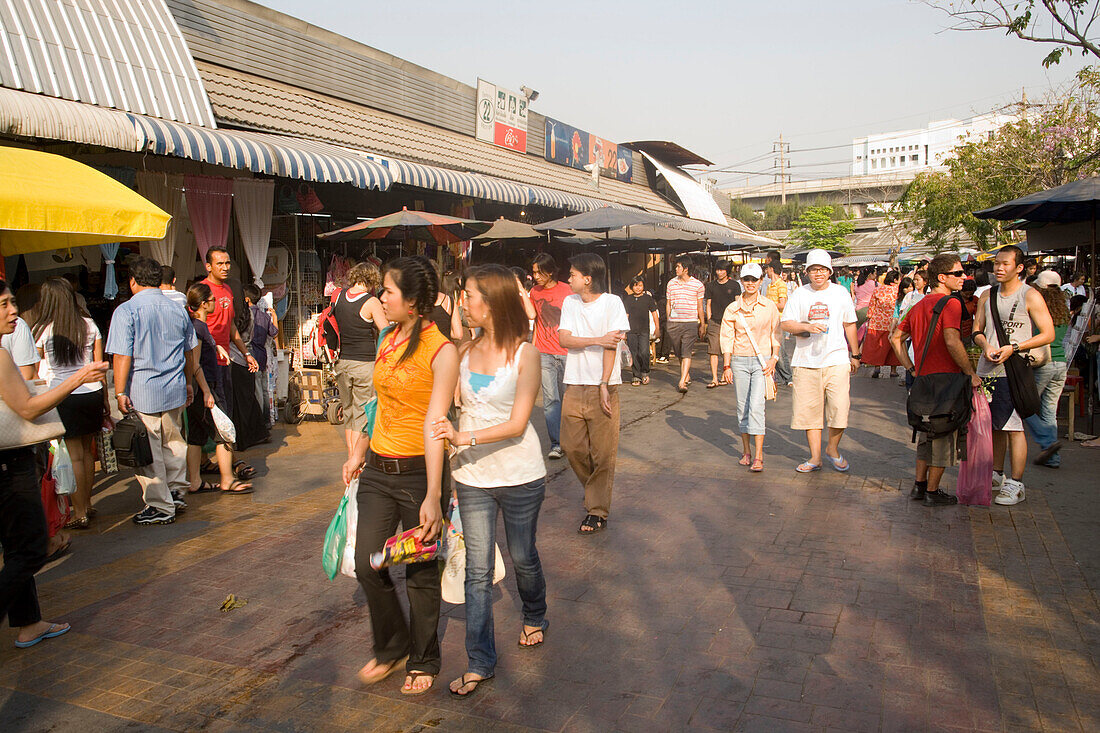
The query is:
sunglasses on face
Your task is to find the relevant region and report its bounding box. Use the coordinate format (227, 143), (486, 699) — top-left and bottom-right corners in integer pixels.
(946, 270), (965, 277)
(740, 276), (759, 283)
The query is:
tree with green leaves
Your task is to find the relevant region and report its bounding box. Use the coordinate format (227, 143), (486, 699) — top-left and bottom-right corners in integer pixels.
(899, 66), (1100, 249)
(785, 206), (854, 253)
(924, 0), (1099, 67)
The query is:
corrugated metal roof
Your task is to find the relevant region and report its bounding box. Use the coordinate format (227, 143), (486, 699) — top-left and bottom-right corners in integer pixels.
(196, 61), (681, 216)
(0, 86), (141, 150)
(640, 151), (729, 226)
(0, 0), (215, 127)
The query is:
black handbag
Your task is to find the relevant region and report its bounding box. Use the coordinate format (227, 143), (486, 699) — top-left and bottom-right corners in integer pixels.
(112, 411), (153, 468)
(906, 294), (972, 438)
(989, 286), (1040, 419)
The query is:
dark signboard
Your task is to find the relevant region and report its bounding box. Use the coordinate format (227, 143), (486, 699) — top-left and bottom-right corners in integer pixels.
(544, 117), (633, 182)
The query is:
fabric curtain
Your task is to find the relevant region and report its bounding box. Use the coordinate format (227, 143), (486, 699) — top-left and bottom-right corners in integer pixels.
(232, 179), (275, 286)
(136, 172), (186, 267)
(184, 175), (233, 263)
(100, 242), (120, 299)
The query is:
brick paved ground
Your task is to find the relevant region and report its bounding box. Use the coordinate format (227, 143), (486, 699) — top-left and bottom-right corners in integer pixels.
(1, 365), (1098, 732)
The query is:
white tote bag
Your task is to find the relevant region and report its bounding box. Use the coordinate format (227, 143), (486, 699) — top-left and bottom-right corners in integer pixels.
(440, 504), (506, 605)
(338, 478), (359, 578)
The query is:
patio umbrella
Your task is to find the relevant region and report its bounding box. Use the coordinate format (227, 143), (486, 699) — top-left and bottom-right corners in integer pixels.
(319, 206), (489, 244)
(471, 217), (543, 243)
(0, 147), (171, 256)
(533, 206), (668, 233)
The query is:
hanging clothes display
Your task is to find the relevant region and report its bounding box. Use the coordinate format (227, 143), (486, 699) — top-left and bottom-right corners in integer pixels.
(232, 178), (275, 286)
(136, 172), (186, 267)
(184, 175), (233, 262)
(100, 242), (120, 299)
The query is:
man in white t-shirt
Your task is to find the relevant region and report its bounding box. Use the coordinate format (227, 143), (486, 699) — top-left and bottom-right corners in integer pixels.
(781, 249), (861, 474)
(1, 316), (42, 379)
(558, 253), (630, 534)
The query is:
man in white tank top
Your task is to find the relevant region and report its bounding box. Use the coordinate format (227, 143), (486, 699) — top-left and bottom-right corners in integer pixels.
(972, 246), (1055, 506)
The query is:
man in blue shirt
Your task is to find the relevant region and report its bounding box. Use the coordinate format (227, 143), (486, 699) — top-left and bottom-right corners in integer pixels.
(107, 256), (197, 525)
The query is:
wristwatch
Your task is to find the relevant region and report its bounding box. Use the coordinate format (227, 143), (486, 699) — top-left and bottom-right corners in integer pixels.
(1011, 342), (1020, 353)
(851, 353), (861, 359)
(468, 432), (478, 447)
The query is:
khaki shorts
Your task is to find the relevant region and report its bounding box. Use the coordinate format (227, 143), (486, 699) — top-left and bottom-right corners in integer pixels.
(916, 430), (960, 468)
(706, 321), (723, 356)
(667, 321), (699, 359)
(335, 358), (375, 433)
(791, 365), (851, 430)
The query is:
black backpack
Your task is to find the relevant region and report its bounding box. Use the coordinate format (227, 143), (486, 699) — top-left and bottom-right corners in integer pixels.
(906, 294), (972, 439)
(112, 411), (153, 468)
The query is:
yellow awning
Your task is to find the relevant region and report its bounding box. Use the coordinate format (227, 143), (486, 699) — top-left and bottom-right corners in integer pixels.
(0, 147), (170, 256)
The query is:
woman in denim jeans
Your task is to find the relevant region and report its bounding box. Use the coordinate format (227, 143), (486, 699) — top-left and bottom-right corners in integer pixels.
(431, 265), (548, 698)
(719, 263), (781, 472)
(1025, 272), (1071, 467)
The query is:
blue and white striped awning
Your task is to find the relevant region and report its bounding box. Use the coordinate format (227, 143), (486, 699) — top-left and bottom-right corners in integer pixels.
(527, 184), (629, 213)
(127, 115), (392, 190)
(380, 158), (531, 206)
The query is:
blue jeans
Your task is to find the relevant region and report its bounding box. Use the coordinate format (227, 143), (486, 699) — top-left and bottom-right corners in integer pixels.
(731, 355), (766, 435)
(775, 332), (792, 384)
(455, 478), (547, 677)
(539, 353), (566, 450)
(1024, 360), (1068, 463)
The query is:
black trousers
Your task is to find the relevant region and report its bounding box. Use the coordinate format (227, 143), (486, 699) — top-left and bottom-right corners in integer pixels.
(354, 461), (448, 675)
(0, 447), (47, 628)
(229, 362), (269, 451)
(627, 331), (651, 379)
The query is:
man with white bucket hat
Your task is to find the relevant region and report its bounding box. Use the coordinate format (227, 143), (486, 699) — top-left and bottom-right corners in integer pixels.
(780, 249), (861, 473)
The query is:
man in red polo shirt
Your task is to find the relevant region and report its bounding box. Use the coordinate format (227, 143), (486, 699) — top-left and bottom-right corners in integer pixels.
(201, 247), (258, 411)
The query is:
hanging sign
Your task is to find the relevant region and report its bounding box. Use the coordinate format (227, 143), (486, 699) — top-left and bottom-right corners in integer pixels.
(475, 79), (528, 153)
(543, 116), (633, 182)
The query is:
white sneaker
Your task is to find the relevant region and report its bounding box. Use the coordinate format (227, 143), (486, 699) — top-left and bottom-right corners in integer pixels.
(994, 479), (1025, 506)
(547, 446), (564, 460)
(992, 471), (1004, 489)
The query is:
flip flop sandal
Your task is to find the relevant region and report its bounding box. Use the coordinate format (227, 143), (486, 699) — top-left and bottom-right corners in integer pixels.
(519, 621), (548, 648)
(46, 540), (71, 563)
(825, 454), (850, 472)
(641, 376), (650, 385)
(357, 655), (409, 686)
(678, 385), (688, 394)
(14, 623), (70, 648)
(631, 378), (641, 386)
(199, 459), (219, 475)
(232, 461), (257, 480)
(738, 453), (752, 466)
(449, 673), (493, 698)
(188, 481), (220, 494)
(578, 514), (607, 534)
(400, 671), (435, 696)
(706, 381), (719, 389)
(222, 479), (254, 495)
(751, 458), (764, 473)
(796, 462), (821, 473)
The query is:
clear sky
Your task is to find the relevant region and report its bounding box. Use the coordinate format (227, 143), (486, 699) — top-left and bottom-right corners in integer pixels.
(251, 0), (1081, 188)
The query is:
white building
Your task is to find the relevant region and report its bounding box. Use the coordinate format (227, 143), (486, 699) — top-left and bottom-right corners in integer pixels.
(851, 113), (1016, 176)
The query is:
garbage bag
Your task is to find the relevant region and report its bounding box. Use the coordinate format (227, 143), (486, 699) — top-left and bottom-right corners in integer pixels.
(957, 387), (993, 506)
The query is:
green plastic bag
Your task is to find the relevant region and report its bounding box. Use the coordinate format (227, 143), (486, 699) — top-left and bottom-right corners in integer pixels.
(362, 396), (378, 438)
(322, 495), (349, 580)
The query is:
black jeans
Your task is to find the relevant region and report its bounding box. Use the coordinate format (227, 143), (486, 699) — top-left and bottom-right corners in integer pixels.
(626, 331), (650, 380)
(354, 461), (449, 675)
(0, 447), (47, 628)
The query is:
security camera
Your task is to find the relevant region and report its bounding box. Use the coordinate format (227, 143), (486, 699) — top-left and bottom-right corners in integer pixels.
(520, 86), (539, 102)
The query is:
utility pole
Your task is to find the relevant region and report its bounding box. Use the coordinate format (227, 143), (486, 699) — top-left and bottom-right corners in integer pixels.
(773, 134), (790, 204)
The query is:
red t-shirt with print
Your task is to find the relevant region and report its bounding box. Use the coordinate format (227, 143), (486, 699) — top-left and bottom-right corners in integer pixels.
(202, 278), (235, 363)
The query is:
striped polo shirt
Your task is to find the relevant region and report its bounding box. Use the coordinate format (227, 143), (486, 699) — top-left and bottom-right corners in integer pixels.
(666, 276), (706, 322)
(105, 288), (198, 414)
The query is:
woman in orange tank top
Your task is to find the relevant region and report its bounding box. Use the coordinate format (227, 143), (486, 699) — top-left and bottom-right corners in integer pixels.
(342, 257), (458, 696)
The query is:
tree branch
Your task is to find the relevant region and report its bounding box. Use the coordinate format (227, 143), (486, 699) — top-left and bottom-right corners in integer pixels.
(1042, 0), (1100, 58)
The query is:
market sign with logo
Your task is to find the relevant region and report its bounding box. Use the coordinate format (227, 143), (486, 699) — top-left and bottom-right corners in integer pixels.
(543, 116), (633, 182)
(475, 79), (528, 153)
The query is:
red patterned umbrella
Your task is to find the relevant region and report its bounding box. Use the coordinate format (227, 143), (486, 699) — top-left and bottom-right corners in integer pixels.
(319, 207), (489, 245)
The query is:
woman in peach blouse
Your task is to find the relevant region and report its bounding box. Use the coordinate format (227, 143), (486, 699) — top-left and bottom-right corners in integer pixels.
(719, 263), (781, 472)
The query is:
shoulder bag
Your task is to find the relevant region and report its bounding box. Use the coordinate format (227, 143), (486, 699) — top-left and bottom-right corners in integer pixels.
(0, 380), (65, 450)
(734, 308), (777, 401)
(989, 287), (1040, 418)
(112, 410), (153, 468)
(906, 295), (972, 438)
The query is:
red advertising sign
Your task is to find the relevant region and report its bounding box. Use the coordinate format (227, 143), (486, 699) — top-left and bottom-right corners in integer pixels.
(476, 79), (529, 154)
(494, 124), (527, 152)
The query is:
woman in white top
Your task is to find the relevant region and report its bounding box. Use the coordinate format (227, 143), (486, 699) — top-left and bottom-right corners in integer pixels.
(431, 265), (547, 698)
(32, 278), (107, 529)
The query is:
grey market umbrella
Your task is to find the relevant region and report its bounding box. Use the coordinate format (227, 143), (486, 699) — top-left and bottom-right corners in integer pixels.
(533, 206), (669, 233)
(471, 217), (543, 242)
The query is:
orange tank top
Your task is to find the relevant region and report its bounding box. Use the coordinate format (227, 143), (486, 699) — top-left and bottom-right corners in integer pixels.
(370, 322), (451, 457)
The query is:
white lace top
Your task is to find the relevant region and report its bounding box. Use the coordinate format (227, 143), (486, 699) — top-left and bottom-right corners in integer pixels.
(451, 342), (547, 488)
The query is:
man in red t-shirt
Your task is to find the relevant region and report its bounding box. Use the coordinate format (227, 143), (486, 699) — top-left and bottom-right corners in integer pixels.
(891, 253), (981, 506)
(529, 253), (573, 459)
(201, 247), (258, 408)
